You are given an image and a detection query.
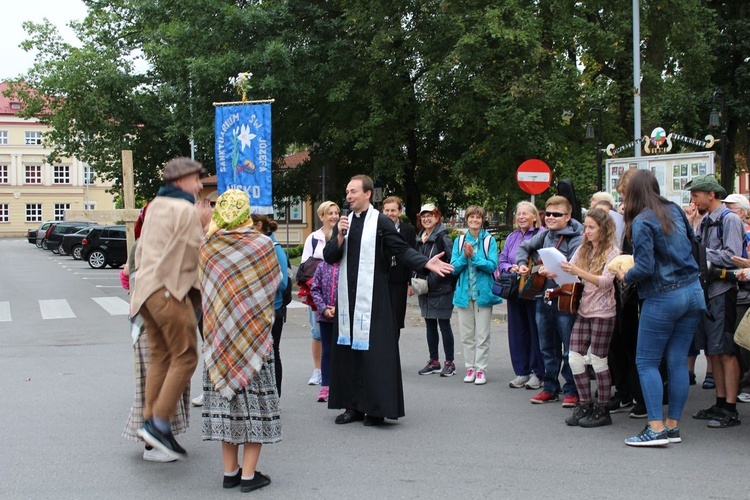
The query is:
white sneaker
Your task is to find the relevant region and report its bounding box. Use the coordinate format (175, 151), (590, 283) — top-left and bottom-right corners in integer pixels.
(738, 392), (750, 403)
(509, 375), (530, 388)
(143, 446), (177, 463)
(308, 369), (322, 386)
(525, 374), (542, 390)
(191, 394), (204, 407)
(463, 368), (476, 383)
(474, 370), (487, 385)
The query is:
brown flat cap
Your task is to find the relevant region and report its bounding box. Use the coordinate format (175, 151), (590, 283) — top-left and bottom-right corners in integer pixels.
(162, 157), (203, 181)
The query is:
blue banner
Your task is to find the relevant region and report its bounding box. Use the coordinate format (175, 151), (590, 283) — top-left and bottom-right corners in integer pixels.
(214, 103), (273, 213)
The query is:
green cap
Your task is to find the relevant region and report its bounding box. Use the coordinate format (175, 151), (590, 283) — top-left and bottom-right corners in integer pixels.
(684, 175), (726, 197)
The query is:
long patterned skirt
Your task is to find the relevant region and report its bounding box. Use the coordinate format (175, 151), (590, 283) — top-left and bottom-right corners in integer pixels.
(201, 352), (282, 445)
(122, 329), (191, 442)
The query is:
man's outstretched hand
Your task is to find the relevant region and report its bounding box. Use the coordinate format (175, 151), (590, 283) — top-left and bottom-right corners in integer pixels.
(425, 252), (454, 277)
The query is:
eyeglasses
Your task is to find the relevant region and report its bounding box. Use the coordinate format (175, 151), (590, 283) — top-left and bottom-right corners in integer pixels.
(545, 212), (568, 218)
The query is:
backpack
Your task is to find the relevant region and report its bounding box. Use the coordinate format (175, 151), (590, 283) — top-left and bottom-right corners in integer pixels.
(709, 209), (749, 259)
(295, 237), (322, 285)
(274, 242), (293, 307)
(457, 233), (492, 259)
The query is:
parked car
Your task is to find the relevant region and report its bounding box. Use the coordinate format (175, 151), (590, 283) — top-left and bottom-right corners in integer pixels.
(61, 226), (101, 260)
(28, 221), (54, 247)
(81, 225), (127, 269)
(46, 222), (96, 254)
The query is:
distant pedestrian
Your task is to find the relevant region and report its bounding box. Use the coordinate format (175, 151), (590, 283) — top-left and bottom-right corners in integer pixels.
(200, 189), (282, 492)
(131, 157), (212, 460)
(451, 205), (501, 385)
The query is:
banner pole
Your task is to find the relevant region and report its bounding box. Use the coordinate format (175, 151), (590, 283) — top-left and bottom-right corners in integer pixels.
(213, 99), (276, 107)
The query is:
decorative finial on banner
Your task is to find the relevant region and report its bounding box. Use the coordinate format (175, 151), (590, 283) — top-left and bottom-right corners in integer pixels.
(230, 72), (253, 102)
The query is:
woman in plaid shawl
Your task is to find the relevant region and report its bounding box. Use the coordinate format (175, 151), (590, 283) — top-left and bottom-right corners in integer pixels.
(199, 189), (282, 493)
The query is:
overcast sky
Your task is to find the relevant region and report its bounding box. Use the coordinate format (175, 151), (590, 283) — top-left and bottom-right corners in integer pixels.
(0, 0), (89, 81)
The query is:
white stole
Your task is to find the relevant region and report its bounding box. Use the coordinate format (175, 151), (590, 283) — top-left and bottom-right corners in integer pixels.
(338, 207), (378, 350)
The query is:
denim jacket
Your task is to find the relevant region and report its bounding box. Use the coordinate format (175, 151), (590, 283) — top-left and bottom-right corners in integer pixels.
(624, 203), (699, 299)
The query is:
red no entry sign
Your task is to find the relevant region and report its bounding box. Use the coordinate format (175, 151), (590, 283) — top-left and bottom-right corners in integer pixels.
(516, 159), (552, 195)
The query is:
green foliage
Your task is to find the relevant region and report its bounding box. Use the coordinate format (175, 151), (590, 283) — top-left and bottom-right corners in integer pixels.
(4, 0), (744, 209)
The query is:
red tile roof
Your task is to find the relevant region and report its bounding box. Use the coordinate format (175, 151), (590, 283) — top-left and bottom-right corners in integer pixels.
(0, 82), (24, 115)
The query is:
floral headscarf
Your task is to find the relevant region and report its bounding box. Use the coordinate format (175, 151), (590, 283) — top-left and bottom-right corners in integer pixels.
(206, 189), (252, 238)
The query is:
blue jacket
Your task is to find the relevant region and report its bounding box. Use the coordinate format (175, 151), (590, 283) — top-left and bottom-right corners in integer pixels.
(270, 234), (289, 310)
(451, 229), (502, 308)
(624, 203), (699, 299)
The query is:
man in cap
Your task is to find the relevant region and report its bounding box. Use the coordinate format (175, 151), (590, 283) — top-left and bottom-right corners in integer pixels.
(133, 157), (212, 458)
(686, 175), (745, 428)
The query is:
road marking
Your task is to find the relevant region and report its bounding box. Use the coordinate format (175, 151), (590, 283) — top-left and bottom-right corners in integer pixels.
(96, 285), (123, 288)
(0, 301), (11, 322)
(287, 300), (307, 309)
(39, 299), (75, 319)
(92, 297), (130, 315)
(82, 277), (120, 280)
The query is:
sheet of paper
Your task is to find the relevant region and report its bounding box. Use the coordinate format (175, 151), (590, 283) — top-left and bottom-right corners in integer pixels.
(537, 247), (580, 285)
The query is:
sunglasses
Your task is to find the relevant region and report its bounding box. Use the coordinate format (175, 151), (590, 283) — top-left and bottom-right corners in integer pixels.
(545, 212), (568, 218)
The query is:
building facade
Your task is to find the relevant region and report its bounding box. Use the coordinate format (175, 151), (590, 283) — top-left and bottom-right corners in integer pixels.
(0, 82), (115, 237)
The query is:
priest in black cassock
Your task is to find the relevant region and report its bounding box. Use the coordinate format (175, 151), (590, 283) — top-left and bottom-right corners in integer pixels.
(382, 196), (418, 338)
(324, 175), (454, 426)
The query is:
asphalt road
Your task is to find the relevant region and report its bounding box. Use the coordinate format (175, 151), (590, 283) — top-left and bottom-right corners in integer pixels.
(2, 237), (749, 499)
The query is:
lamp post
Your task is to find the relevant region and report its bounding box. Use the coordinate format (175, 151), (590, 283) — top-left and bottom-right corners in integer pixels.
(709, 89), (729, 194)
(586, 107), (604, 192)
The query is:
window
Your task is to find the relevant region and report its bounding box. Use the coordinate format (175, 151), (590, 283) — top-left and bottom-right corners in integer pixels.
(54, 203), (70, 221)
(53, 165), (70, 184)
(0, 131), (7, 145)
(0, 204), (8, 223)
(25, 165), (42, 184)
(84, 202), (96, 210)
(83, 165), (95, 185)
(25, 204), (42, 222)
(25, 131), (43, 145)
(0, 164), (8, 184)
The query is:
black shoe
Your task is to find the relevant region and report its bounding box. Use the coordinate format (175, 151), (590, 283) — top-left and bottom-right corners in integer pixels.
(607, 395), (634, 414)
(692, 404), (722, 420)
(579, 404), (613, 428)
(628, 402), (647, 419)
(137, 420), (186, 460)
(335, 409), (364, 424)
(240, 471), (271, 493)
(565, 402), (594, 426)
(223, 468), (242, 489)
(363, 415), (385, 427)
(706, 408), (741, 428)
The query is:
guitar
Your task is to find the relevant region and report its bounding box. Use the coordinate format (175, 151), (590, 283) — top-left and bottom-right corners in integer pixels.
(518, 266), (547, 300)
(545, 283), (583, 314)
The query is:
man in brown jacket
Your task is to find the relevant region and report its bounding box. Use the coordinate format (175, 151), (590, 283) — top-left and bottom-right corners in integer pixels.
(133, 157), (212, 460)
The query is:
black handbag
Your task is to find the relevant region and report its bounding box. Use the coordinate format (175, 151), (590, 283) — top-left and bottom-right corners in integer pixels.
(493, 272), (520, 300)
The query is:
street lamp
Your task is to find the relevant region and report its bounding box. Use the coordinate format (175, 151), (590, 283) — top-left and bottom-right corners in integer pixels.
(586, 107), (603, 192)
(709, 89), (729, 194)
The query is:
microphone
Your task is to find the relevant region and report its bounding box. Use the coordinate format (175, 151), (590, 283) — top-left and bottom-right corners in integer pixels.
(341, 201), (350, 236)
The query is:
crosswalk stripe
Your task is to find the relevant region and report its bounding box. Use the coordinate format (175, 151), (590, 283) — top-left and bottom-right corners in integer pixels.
(0, 301), (10, 322)
(91, 297), (130, 316)
(39, 299), (76, 319)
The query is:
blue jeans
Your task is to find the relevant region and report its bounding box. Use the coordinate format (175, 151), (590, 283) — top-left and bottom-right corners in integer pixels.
(636, 281), (705, 421)
(535, 299), (577, 396)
